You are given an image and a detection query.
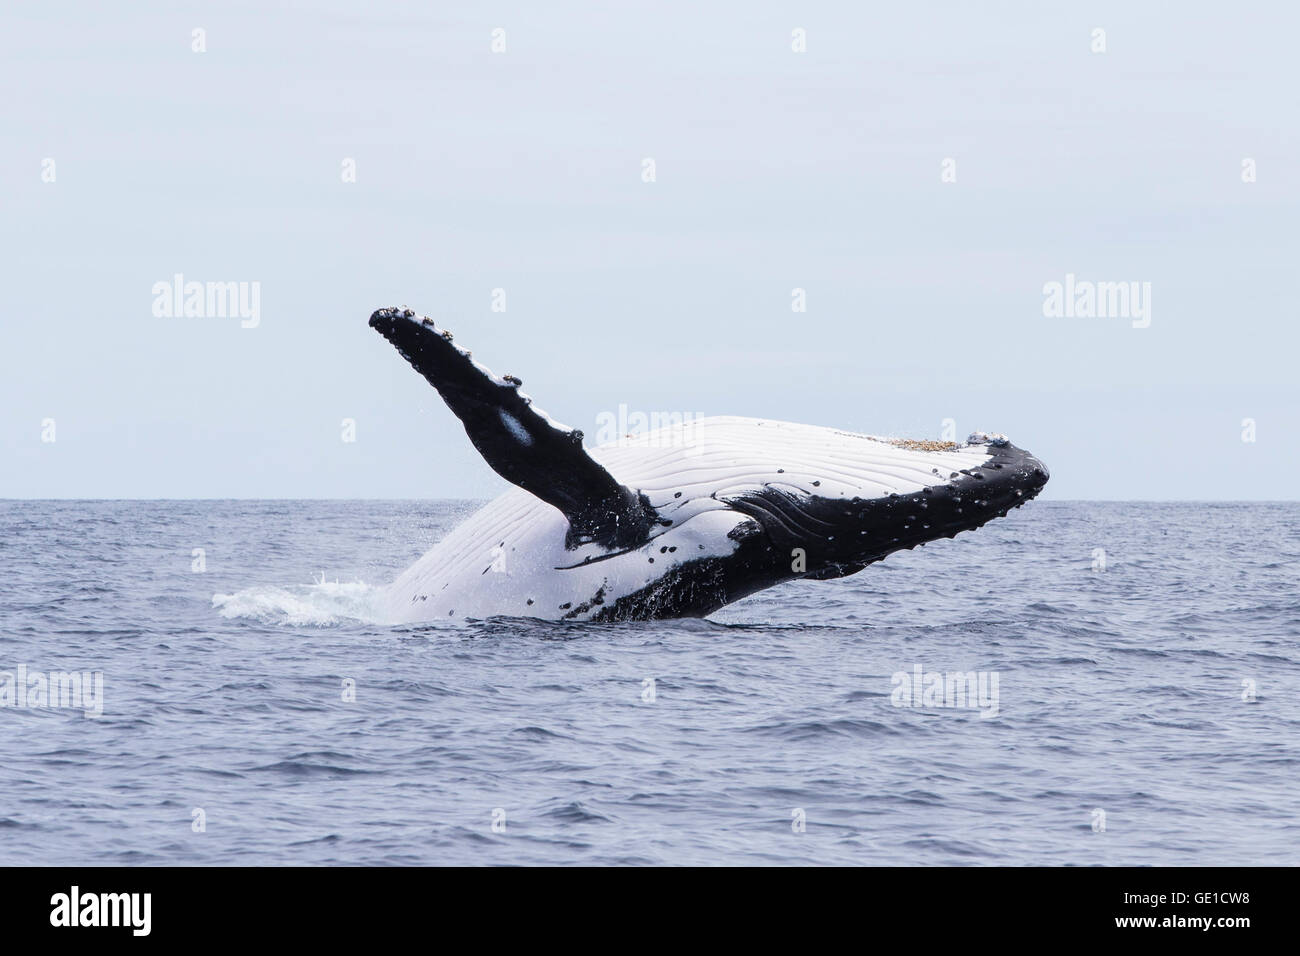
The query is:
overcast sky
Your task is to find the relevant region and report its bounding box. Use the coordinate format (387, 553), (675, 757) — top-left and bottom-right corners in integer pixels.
(2, 1), (1297, 500)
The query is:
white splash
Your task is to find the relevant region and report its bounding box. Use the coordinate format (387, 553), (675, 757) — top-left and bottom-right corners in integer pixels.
(213, 577), (391, 626)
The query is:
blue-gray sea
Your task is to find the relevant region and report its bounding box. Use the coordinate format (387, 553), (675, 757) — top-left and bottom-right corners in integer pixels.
(1, 500), (1297, 866)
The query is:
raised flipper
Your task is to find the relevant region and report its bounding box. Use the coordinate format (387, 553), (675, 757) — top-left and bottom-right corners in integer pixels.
(369, 307), (658, 550)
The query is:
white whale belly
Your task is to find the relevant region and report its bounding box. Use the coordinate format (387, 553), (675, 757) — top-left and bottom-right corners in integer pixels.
(382, 488), (750, 623)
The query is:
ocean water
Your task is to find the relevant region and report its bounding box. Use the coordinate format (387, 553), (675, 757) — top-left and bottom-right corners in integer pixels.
(0, 499), (1297, 866)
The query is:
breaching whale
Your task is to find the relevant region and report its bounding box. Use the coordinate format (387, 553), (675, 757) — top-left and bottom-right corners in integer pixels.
(369, 307), (1049, 623)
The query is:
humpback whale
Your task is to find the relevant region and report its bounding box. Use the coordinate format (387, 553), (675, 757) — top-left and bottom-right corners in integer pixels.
(369, 307), (1049, 623)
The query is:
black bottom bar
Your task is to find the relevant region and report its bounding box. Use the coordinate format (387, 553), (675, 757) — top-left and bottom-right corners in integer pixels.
(0, 865), (1285, 943)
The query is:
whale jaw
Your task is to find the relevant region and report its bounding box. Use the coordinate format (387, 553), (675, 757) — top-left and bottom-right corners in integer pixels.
(727, 435), (1049, 582)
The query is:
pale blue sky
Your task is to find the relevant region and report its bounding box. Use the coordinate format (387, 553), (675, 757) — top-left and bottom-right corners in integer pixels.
(2, 1), (1297, 499)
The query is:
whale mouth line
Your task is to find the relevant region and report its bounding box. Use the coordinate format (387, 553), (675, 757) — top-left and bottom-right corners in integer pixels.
(552, 545), (639, 571)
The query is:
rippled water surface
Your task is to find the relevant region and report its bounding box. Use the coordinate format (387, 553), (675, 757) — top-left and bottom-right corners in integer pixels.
(1, 500), (1297, 865)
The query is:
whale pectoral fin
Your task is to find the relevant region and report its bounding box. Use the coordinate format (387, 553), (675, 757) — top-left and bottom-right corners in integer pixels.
(370, 307), (657, 549)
